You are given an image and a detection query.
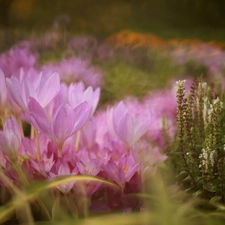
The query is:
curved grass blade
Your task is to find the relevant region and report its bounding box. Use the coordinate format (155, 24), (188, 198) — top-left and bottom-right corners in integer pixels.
(0, 175), (120, 222)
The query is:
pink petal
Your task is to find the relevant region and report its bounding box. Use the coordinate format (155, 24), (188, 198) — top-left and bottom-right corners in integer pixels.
(6, 76), (26, 110)
(71, 101), (91, 133)
(36, 72), (60, 107)
(0, 69), (7, 107)
(133, 115), (150, 144)
(0, 116), (21, 159)
(53, 104), (75, 145)
(21, 77), (37, 105)
(117, 113), (134, 147)
(28, 97), (53, 137)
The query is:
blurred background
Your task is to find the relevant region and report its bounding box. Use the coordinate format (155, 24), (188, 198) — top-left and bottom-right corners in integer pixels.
(1, 0), (225, 40)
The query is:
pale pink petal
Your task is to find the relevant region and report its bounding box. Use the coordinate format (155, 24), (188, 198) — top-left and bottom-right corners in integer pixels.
(53, 104), (75, 145)
(6, 76), (26, 110)
(0, 116), (21, 160)
(117, 113), (134, 147)
(133, 115), (150, 144)
(21, 77), (37, 105)
(36, 72), (60, 107)
(71, 102), (91, 133)
(0, 69), (7, 107)
(28, 97), (53, 136)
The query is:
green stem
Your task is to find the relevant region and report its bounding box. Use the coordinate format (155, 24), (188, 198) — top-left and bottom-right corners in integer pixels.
(75, 130), (81, 152)
(0, 166), (34, 225)
(12, 162), (52, 220)
(34, 128), (41, 163)
(16, 114), (24, 138)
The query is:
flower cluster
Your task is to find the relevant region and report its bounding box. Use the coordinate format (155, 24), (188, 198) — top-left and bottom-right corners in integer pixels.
(0, 64), (170, 212)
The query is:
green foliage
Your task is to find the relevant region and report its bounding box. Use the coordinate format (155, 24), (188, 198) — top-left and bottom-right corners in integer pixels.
(183, 60), (208, 77)
(2, 166), (225, 225)
(100, 54), (184, 105)
(0, 174), (119, 224)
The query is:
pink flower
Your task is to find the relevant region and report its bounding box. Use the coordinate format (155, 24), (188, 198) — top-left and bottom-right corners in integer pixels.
(103, 155), (139, 189)
(49, 162), (77, 194)
(30, 153), (55, 177)
(77, 159), (101, 176)
(41, 58), (103, 87)
(28, 97), (91, 149)
(110, 102), (151, 148)
(79, 119), (97, 149)
(6, 71), (60, 111)
(68, 82), (100, 116)
(0, 47), (37, 78)
(0, 116), (21, 161)
(0, 69), (7, 109)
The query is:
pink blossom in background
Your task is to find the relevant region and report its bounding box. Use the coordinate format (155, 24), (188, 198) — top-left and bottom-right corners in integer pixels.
(170, 43), (225, 78)
(96, 43), (115, 62)
(0, 47), (38, 78)
(141, 89), (177, 147)
(17, 31), (62, 53)
(41, 58), (103, 88)
(67, 36), (97, 59)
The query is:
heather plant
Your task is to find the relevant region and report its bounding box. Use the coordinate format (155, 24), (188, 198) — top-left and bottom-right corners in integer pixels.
(168, 79), (225, 203)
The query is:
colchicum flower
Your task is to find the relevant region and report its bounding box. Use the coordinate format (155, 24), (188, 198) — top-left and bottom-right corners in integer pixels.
(0, 116), (22, 161)
(110, 101), (151, 149)
(6, 71), (60, 112)
(28, 97), (91, 155)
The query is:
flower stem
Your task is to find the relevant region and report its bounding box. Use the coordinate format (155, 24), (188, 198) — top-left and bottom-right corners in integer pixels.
(75, 130), (81, 152)
(34, 129), (41, 163)
(0, 166), (34, 225)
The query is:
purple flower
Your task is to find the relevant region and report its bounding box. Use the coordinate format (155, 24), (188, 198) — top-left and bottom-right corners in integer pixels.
(0, 47), (38, 78)
(103, 155), (139, 189)
(68, 82), (100, 116)
(110, 102), (151, 148)
(0, 116), (22, 161)
(41, 58), (103, 88)
(0, 69), (7, 109)
(49, 162), (77, 194)
(30, 153), (55, 177)
(28, 97), (91, 150)
(6, 71), (60, 112)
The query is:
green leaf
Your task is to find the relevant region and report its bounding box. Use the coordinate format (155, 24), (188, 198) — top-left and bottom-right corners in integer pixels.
(203, 182), (217, 193)
(0, 175), (120, 222)
(209, 196), (222, 203)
